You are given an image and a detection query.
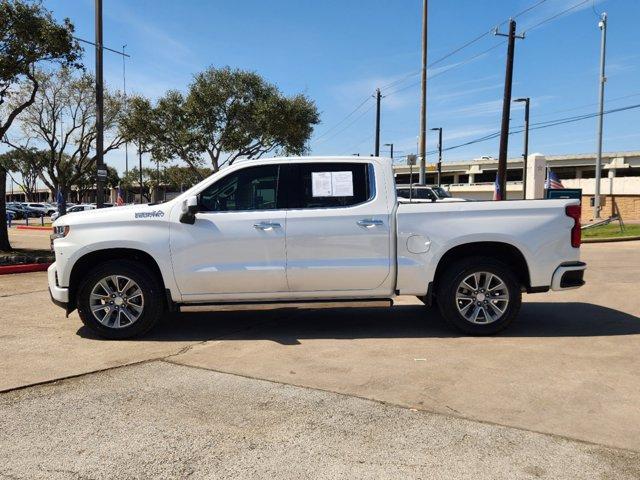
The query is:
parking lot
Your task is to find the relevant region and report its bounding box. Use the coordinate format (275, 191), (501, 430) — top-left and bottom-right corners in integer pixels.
(1, 230), (640, 478)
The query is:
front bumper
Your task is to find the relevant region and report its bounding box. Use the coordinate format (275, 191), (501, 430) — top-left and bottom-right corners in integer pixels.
(47, 263), (69, 308)
(551, 261), (586, 291)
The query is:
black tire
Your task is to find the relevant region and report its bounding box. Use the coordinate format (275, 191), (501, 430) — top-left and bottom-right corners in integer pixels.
(436, 256), (521, 335)
(77, 260), (165, 339)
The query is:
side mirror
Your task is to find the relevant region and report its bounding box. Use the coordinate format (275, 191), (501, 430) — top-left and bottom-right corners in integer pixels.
(179, 195), (198, 224)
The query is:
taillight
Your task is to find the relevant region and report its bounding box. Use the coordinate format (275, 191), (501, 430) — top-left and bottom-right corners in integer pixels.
(565, 204), (581, 248)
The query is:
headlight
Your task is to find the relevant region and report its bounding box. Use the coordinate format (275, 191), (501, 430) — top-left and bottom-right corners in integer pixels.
(50, 226), (70, 251)
(51, 225), (70, 238)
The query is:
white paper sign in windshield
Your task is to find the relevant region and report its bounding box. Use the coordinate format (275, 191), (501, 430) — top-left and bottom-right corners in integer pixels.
(311, 172), (332, 197)
(331, 171), (353, 197)
(311, 171), (354, 197)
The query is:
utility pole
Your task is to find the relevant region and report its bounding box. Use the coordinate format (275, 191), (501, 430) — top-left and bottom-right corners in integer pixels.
(122, 43), (129, 203)
(94, 0), (106, 208)
(384, 143), (394, 159)
(418, 0), (428, 185)
(514, 97), (529, 198)
(494, 19), (524, 200)
(138, 149), (143, 204)
(594, 12), (607, 219)
(431, 127), (443, 186)
(374, 88), (381, 156)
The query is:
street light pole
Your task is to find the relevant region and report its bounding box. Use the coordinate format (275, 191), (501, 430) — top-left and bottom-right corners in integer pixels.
(495, 19), (524, 200)
(94, 0), (105, 208)
(431, 127), (443, 186)
(594, 12), (607, 219)
(418, 0), (428, 185)
(384, 143), (394, 159)
(374, 88), (381, 156)
(514, 97), (529, 198)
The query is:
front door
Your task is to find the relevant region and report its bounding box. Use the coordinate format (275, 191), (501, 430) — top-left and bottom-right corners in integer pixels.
(284, 162), (391, 292)
(170, 164), (288, 298)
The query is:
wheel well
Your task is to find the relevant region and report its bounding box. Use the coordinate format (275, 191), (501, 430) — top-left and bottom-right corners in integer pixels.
(67, 248), (166, 312)
(433, 242), (530, 292)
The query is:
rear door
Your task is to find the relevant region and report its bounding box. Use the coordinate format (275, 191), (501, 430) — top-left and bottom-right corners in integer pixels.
(284, 162), (391, 292)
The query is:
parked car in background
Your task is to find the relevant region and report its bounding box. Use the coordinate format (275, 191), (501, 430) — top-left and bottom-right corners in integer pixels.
(6, 206), (24, 220)
(7, 203), (41, 218)
(396, 185), (467, 202)
(51, 204), (96, 222)
(23, 202), (56, 216)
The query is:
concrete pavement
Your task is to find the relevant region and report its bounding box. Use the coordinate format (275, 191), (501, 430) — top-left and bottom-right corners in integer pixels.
(1, 241), (639, 477)
(2, 361), (639, 480)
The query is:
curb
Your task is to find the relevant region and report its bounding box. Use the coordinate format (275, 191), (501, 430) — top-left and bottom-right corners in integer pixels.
(15, 225), (51, 231)
(582, 235), (640, 243)
(0, 263), (51, 275)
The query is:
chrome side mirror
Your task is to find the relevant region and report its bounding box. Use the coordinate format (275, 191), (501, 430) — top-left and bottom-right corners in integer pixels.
(180, 195), (198, 224)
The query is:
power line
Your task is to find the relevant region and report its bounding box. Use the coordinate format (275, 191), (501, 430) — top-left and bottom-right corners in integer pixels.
(522, 0), (591, 33)
(312, 96), (372, 143)
(431, 102), (640, 155)
(320, 0), (551, 141)
(313, 102), (376, 146)
(384, 42), (505, 98)
(380, 0), (549, 93)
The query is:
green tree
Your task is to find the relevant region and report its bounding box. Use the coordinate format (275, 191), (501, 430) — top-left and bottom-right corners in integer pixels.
(73, 164), (119, 203)
(0, 148), (47, 201)
(0, 0), (81, 250)
(123, 67), (320, 179)
(187, 67), (319, 171)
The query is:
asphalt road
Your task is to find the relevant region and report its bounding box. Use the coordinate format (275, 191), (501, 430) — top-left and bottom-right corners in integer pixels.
(1, 240), (639, 478)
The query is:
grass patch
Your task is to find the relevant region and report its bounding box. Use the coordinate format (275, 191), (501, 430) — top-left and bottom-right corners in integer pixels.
(582, 223), (640, 239)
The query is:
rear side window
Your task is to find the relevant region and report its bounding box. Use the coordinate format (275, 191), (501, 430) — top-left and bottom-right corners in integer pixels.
(289, 163), (374, 209)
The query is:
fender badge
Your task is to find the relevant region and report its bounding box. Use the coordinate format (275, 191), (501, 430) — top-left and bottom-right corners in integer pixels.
(135, 210), (165, 219)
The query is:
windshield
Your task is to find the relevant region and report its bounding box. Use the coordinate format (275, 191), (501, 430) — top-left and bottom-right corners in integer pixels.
(432, 187), (451, 198)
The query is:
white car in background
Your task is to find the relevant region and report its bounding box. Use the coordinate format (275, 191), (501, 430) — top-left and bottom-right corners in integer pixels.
(51, 204), (96, 222)
(23, 202), (57, 216)
(396, 185), (467, 202)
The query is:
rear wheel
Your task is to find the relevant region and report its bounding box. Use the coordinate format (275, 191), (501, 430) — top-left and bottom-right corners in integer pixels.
(77, 260), (164, 339)
(436, 257), (521, 335)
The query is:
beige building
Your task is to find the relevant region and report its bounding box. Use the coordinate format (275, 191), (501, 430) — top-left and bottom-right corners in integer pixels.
(393, 151), (640, 222)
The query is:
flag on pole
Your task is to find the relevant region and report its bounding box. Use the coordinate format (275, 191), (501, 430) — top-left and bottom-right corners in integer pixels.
(493, 173), (502, 200)
(546, 170), (564, 189)
(56, 190), (64, 211)
(116, 187), (125, 206)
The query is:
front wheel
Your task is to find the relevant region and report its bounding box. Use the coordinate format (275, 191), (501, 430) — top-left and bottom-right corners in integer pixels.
(77, 260), (165, 339)
(436, 257), (522, 335)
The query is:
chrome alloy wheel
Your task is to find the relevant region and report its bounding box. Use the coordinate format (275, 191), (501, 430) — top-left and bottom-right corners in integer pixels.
(455, 271), (509, 324)
(89, 275), (144, 329)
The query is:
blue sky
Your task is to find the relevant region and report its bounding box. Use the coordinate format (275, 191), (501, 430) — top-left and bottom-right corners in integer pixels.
(34, 0), (640, 172)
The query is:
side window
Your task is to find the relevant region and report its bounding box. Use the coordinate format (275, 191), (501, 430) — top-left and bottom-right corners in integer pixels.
(290, 163), (374, 209)
(199, 165), (280, 212)
(397, 188), (410, 199)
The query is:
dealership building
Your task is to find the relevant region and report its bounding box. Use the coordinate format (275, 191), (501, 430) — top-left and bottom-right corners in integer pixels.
(393, 150), (640, 221)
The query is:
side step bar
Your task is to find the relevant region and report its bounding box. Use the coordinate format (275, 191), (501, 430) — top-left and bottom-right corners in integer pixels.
(179, 298), (393, 313)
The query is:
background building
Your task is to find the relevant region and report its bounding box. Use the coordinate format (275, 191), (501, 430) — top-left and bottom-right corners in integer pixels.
(394, 151), (640, 221)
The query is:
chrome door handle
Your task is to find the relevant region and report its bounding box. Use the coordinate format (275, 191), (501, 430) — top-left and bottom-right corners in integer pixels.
(253, 222), (281, 230)
(357, 219), (383, 228)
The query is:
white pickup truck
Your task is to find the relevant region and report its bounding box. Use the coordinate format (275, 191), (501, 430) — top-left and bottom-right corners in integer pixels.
(49, 156), (586, 339)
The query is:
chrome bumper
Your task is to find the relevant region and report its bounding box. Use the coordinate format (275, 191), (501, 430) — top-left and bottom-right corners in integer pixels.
(551, 261), (586, 291)
(47, 263), (69, 306)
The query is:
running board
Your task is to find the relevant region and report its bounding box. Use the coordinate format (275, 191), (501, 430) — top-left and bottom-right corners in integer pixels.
(179, 298), (393, 313)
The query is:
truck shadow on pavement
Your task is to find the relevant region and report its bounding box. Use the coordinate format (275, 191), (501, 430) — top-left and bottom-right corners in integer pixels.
(77, 302), (640, 343)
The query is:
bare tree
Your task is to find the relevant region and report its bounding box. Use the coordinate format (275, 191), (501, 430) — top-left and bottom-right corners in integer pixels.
(6, 69), (126, 213)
